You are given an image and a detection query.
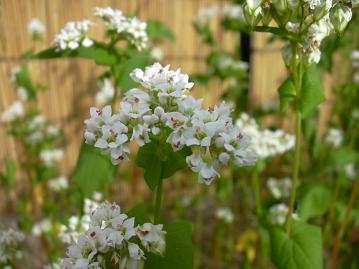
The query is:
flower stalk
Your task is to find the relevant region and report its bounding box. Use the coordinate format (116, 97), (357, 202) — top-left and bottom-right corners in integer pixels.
(286, 44), (303, 236)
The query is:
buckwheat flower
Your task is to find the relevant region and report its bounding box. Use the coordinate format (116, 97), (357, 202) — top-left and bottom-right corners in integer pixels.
(267, 177), (292, 199)
(16, 87), (28, 101)
(215, 207), (235, 224)
(1, 101), (24, 123)
(62, 201), (166, 268)
(53, 20), (94, 51)
(94, 7), (148, 50)
(236, 113), (295, 159)
(330, 4), (352, 33)
(194, 6), (220, 28)
(0, 228), (25, 265)
(40, 148), (64, 167)
(223, 4), (245, 22)
(28, 18), (45, 36)
(48, 176), (69, 192)
(150, 47), (164, 61)
(269, 203), (298, 225)
(325, 128), (343, 148)
(32, 219), (52, 236)
(344, 163), (357, 181)
(85, 63), (255, 183)
(136, 223), (166, 256)
(95, 78), (115, 106)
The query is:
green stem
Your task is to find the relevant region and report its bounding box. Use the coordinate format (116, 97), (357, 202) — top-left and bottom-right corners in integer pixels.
(286, 44), (303, 236)
(253, 165), (263, 217)
(154, 179), (163, 224)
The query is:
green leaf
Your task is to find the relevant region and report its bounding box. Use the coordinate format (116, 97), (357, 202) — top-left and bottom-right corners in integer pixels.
(73, 142), (116, 197)
(299, 65), (326, 118)
(27, 43), (118, 66)
(299, 185), (331, 221)
(5, 160), (16, 189)
(144, 221), (194, 269)
(270, 221), (323, 269)
(136, 140), (190, 191)
(147, 20), (175, 41)
(114, 52), (152, 91)
(127, 204), (151, 225)
(325, 147), (359, 170)
(15, 65), (37, 100)
(278, 76), (296, 112)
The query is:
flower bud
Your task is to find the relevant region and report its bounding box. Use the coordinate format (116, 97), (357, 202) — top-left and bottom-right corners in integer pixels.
(330, 4), (352, 34)
(243, 4), (263, 28)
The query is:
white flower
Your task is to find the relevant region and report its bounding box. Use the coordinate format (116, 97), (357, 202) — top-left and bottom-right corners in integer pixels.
(27, 18), (45, 35)
(236, 113), (295, 159)
(215, 207), (234, 224)
(53, 20), (93, 51)
(40, 149), (64, 167)
(222, 5), (245, 22)
(330, 4), (352, 33)
(136, 223), (166, 256)
(94, 7), (148, 50)
(32, 219), (52, 236)
(269, 203), (298, 225)
(1, 101), (24, 123)
(48, 176), (68, 192)
(150, 47), (164, 61)
(267, 177), (292, 199)
(194, 6), (220, 28)
(325, 128), (343, 148)
(0, 228), (25, 264)
(344, 163), (357, 181)
(16, 87), (28, 101)
(62, 201), (166, 269)
(95, 78), (115, 106)
(85, 63), (256, 184)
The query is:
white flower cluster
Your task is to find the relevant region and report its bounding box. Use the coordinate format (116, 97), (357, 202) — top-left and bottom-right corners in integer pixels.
(218, 54), (249, 71)
(48, 176), (69, 192)
(267, 177), (292, 200)
(54, 20), (94, 51)
(32, 219), (53, 236)
(325, 127), (343, 148)
(94, 7), (148, 50)
(59, 194), (103, 244)
(95, 78), (115, 106)
(269, 203), (298, 225)
(194, 6), (220, 28)
(27, 18), (45, 36)
(40, 149), (64, 167)
(345, 163), (357, 180)
(84, 63), (256, 185)
(63, 201), (166, 269)
(236, 113), (295, 159)
(215, 207), (234, 224)
(0, 228), (25, 265)
(1, 101), (24, 123)
(25, 115), (61, 145)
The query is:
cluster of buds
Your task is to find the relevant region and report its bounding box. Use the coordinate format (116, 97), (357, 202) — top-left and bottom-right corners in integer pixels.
(84, 63), (256, 185)
(63, 201), (166, 269)
(54, 20), (94, 51)
(216, 0), (355, 65)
